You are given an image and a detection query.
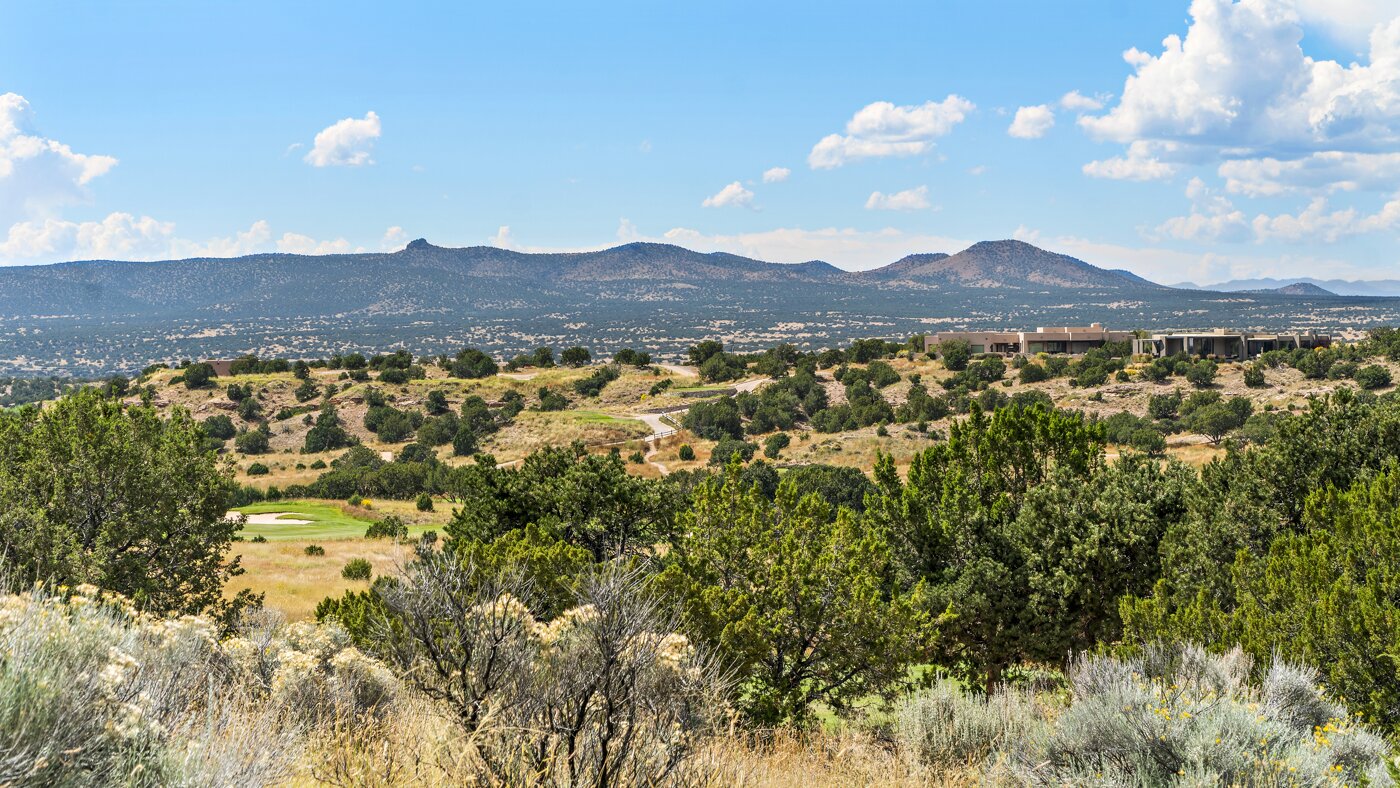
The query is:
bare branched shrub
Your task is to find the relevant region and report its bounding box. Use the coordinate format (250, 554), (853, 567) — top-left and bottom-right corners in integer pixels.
(363, 559), (729, 786)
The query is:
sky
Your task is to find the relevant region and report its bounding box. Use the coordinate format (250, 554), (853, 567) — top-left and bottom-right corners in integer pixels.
(2, 0), (1399, 285)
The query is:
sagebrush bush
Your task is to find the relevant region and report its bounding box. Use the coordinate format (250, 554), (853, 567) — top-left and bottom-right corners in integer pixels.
(0, 584), (397, 786)
(895, 676), (1047, 769)
(997, 644), (1393, 786)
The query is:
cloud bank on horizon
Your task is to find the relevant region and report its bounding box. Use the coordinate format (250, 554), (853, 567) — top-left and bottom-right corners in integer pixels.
(1, 0), (1398, 286)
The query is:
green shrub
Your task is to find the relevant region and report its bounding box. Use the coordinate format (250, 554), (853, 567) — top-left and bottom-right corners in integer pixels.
(677, 444), (695, 461)
(628, 450), (645, 464)
(247, 462), (269, 476)
(234, 428), (270, 455)
(573, 365), (621, 397)
(1243, 363), (1267, 388)
(1355, 364), (1392, 390)
(310, 459), (327, 470)
(707, 437), (756, 466)
(250, 534), (268, 543)
(416, 492), (434, 512)
(364, 515), (408, 540)
(762, 432), (790, 459)
(341, 558), (372, 580)
(304, 544), (325, 556)
(1185, 359), (1217, 388)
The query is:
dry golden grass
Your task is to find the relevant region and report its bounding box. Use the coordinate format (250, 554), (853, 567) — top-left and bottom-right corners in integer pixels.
(697, 729), (976, 787)
(228, 538), (417, 621)
(293, 710), (974, 787)
(486, 410), (651, 462)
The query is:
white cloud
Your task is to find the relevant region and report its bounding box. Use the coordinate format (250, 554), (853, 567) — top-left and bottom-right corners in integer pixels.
(381, 225), (407, 251)
(1083, 141), (1181, 180)
(968, 165), (987, 176)
(275, 232), (358, 255)
(173, 220), (274, 258)
(303, 111), (381, 167)
(1251, 194), (1400, 242)
(701, 181), (754, 208)
(1156, 175), (1400, 244)
(638, 139), (652, 154)
(1218, 151), (1400, 196)
(0, 92), (119, 229)
(1008, 105), (1055, 138)
(0, 213), (369, 264)
(1155, 177), (1252, 242)
(761, 166), (791, 183)
(488, 225), (516, 248)
(1015, 225), (1374, 284)
(1295, 0), (1400, 49)
(865, 185), (932, 211)
(1081, 1), (1400, 158)
(808, 96), (974, 168)
(1059, 90), (1105, 112)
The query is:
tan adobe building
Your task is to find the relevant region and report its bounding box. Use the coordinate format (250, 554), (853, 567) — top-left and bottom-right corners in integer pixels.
(925, 323), (1135, 356)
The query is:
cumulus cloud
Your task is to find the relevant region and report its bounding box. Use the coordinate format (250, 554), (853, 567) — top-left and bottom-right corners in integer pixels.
(0, 92), (119, 229)
(762, 166), (790, 183)
(1294, 0), (1400, 48)
(865, 185), (932, 211)
(1015, 224), (1371, 284)
(381, 225), (407, 251)
(1251, 194), (1400, 242)
(303, 111), (381, 167)
(1008, 105), (1055, 138)
(701, 181), (754, 208)
(1083, 140), (1182, 181)
(1081, 1), (1400, 162)
(1218, 151), (1400, 196)
(808, 96), (974, 168)
(1059, 90), (1105, 112)
(1155, 177), (1252, 242)
(1156, 175), (1400, 244)
(0, 213), (368, 264)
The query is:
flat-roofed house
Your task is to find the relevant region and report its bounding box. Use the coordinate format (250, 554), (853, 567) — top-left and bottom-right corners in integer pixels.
(1131, 329), (1330, 360)
(925, 323), (1135, 357)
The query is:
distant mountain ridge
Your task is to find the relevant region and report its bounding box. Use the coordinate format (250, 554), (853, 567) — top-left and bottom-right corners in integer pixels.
(0, 238), (1162, 321)
(859, 240), (1160, 290)
(1239, 282), (1337, 296)
(1175, 277), (1399, 297)
(7, 238), (1393, 376)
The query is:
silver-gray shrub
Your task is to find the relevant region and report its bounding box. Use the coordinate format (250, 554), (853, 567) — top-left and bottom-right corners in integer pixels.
(894, 676), (1047, 770)
(1003, 643), (1392, 786)
(0, 583), (397, 787)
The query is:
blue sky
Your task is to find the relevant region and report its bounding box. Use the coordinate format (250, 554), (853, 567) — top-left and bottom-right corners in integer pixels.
(2, 0), (1398, 284)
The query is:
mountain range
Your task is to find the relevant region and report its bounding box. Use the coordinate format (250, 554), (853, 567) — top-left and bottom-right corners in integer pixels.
(0, 239), (1159, 321)
(2, 238), (1397, 376)
(1174, 277), (1400, 297)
